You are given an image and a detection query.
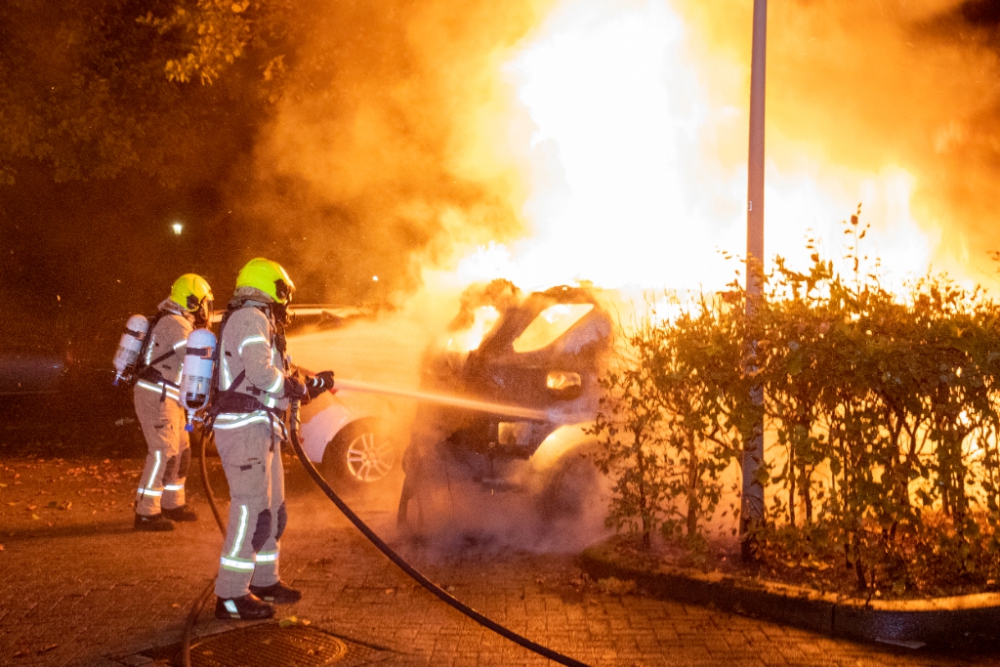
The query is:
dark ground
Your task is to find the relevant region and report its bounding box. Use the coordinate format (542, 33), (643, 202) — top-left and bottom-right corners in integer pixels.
(4, 387), (1000, 666)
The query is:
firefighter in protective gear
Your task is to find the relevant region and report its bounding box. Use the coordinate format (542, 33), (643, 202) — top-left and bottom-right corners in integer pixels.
(134, 273), (214, 532)
(211, 258), (334, 621)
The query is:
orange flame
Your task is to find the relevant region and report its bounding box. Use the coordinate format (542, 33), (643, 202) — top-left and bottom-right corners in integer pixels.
(441, 0), (964, 297)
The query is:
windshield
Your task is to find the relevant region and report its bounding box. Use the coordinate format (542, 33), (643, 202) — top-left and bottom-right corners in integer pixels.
(512, 303), (594, 353)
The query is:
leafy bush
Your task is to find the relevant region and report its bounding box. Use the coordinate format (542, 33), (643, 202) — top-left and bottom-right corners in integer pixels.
(591, 212), (1000, 598)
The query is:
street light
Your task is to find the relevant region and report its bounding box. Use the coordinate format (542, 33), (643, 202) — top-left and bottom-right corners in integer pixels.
(741, 0), (767, 564)
(172, 221), (183, 236)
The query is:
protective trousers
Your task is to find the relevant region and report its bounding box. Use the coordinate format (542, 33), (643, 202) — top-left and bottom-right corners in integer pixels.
(214, 421), (286, 599)
(134, 387), (190, 516)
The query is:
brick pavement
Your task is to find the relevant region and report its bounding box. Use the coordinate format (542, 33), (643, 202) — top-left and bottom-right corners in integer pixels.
(2, 454), (999, 666)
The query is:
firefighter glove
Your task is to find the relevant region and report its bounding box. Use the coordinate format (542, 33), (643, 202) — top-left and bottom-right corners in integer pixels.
(285, 375), (309, 402)
(306, 370), (335, 399)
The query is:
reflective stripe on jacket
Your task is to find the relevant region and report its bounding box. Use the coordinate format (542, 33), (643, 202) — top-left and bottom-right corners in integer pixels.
(136, 378), (181, 403)
(138, 306), (192, 404)
(216, 304), (290, 431)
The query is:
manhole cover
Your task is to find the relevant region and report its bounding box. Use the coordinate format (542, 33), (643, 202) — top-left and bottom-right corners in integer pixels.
(165, 624), (347, 667)
(140, 621), (396, 666)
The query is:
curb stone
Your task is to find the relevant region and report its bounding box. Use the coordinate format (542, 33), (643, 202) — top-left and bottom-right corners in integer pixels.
(579, 540), (1000, 648)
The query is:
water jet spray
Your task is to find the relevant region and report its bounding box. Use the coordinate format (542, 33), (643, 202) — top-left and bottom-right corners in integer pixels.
(331, 376), (552, 421)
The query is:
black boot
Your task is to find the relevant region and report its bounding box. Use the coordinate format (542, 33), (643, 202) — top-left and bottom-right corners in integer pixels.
(249, 580), (302, 604)
(162, 505), (198, 522)
(134, 513), (174, 532)
(215, 594), (274, 620)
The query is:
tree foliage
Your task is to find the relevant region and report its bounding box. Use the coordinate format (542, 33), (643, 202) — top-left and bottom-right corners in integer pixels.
(0, 0), (292, 184)
(137, 0), (293, 85)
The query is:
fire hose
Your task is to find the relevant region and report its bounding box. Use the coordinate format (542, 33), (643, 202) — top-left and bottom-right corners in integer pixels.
(179, 427), (229, 667)
(180, 399), (591, 667)
(286, 399), (591, 667)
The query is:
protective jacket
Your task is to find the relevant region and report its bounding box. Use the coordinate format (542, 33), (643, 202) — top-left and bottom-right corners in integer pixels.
(133, 300), (195, 516)
(211, 288), (294, 599)
(135, 300), (192, 403)
(212, 290), (293, 437)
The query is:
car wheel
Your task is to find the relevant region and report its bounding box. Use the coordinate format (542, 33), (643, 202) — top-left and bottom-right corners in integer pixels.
(536, 451), (603, 522)
(322, 418), (397, 488)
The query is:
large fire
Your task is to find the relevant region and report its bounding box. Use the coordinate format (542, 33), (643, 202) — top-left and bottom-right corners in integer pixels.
(252, 0), (1000, 307)
(434, 0), (971, 297)
(277, 1), (1000, 556)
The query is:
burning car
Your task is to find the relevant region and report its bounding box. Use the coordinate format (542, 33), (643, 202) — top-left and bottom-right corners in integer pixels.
(396, 281), (614, 535)
(287, 305), (410, 491)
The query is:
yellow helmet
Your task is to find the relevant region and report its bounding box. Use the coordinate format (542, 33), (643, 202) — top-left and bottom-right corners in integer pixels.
(236, 258), (295, 304)
(170, 273), (214, 325)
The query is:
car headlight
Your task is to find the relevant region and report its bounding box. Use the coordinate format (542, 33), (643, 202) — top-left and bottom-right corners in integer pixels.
(546, 371), (582, 392)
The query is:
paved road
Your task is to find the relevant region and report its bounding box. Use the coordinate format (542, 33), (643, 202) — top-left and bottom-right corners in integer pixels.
(1, 453), (998, 667)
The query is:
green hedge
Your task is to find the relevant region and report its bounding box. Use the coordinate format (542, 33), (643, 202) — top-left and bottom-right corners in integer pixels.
(590, 217), (1000, 595)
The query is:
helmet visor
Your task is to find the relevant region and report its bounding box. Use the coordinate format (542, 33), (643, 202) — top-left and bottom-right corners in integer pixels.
(275, 279), (293, 304)
(187, 293), (214, 325)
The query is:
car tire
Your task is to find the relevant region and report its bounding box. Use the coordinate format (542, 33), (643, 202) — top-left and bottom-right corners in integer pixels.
(536, 450), (603, 522)
(321, 418), (397, 489)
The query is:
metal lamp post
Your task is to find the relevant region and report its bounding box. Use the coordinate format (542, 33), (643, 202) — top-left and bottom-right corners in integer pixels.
(741, 0), (767, 564)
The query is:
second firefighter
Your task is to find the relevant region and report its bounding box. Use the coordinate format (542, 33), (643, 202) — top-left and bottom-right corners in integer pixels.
(211, 257), (334, 620)
(134, 273), (214, 531)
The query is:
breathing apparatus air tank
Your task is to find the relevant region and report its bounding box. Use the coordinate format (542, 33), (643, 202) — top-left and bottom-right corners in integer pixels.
(112, 314), (150, 386)
(178, 328), (216, 432)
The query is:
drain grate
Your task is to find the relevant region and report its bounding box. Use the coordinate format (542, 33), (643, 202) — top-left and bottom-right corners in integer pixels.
(141, 623), (392, 667)
(188, 625), (346, 667)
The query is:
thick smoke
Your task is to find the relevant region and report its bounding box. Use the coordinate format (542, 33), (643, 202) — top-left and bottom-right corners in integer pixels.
(681, 0), (1000, 284)
(287, 297), (615, 556)
(233, 0), (556, 304)
(232, 0), (1000, 300)
(258, 1), (1000, 556)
